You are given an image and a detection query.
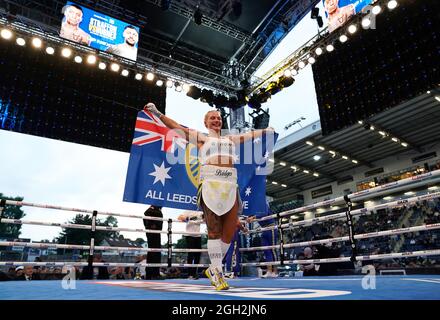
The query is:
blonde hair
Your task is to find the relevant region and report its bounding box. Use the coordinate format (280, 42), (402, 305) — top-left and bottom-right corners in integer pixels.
(204, 110), (221, 124)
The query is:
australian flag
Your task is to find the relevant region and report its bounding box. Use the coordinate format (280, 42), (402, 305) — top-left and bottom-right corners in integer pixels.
(123, 110), (278, 215)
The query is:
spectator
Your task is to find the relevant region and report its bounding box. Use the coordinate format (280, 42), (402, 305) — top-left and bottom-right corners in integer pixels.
(0, 270), (13, 281)
(15, 265), (41, 281)
(313, 238), (342, 276)
(134, 255), (147, 279)
(165, 266), (181, 279)
(178, 210), (204, 279)
(110, 267), (126, 280)
(124, 267), (135, 279)
(143, 205), (164, 280)
(80, 253), (110, 280)
(300, 247), (318, 276)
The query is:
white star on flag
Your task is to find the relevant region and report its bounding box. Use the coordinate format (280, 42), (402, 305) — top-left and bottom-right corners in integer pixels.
(245, 187), (252, 197)
(149, 161), (172, 186)
(264, 151), (269, 159)
(253, 137), (261, 144)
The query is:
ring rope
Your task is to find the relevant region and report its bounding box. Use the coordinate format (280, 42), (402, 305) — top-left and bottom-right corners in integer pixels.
(0, 262), (209, 268)
(2, 248), (438, 268)
(0, 241), (209, 253)
(0, 218), (205, 236)
(256, 169), (440, 223)
(241, 249), (440, 267)
(1, 200), (204, 224)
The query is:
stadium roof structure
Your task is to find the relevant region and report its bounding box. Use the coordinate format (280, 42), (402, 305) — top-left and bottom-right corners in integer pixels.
(0, 0), (320, 94)
(267, 89), (440, 202)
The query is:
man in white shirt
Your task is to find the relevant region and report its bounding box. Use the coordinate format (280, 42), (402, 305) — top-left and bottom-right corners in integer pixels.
(106, 25), (139, 61)
(178, 210), (204, 279)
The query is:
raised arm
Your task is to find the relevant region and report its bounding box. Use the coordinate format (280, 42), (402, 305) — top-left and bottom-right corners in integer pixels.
(144, 103), (200, 142)
(228, 127), (275, 144)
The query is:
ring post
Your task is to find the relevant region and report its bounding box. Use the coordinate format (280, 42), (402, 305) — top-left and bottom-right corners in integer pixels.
(344, 195), (357, 263)
(277, 212), (285, 266)
(167, 218), (173, 268)
(0, 199), (6, 224)
(88, 210), (98, 270)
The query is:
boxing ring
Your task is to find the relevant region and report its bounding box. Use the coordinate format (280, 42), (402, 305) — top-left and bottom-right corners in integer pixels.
(1, 169), (440, 300)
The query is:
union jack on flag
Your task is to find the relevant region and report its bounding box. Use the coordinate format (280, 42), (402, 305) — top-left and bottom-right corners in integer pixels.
(132, 110), (187, 153)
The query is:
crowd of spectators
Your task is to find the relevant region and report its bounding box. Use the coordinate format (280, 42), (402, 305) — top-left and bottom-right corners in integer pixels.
(251, 198), (440, 275)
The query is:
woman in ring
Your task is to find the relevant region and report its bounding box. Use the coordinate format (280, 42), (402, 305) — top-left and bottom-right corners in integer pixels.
(144, 103), (273, 290)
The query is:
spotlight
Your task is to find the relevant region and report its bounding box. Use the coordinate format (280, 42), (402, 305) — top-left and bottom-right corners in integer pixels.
(16, 37), (26, 46)
(317, 146), (325, 151)
(266, 81), (282, 95)
(352, 159), (358, 164)
(308, 57), (316, 64)
(387, 0), (398, 10)
(283, 69), (292, 77)
(200, 89), (214, 103)
(311, 7), (324, 28)
(166, 80), (173, 88)
(348, 24), (357, 34)
(313, 155), (321, 161)
(187, 86), (202, 100)
(298, 61), (306, 69)
(247, 94), (261, 109)
(87, 55), (97, 64)
(315, 47), (323, 55)
(311, 7), (319, 19)
(175, 82), (182, 92)
(61, 48), (72, 58)
(313, 173), (319, 177)
(156, 80), (164, 87)
(135, 73), (143, 80)
(401, 142), (408, 147)
(291, 69), (298, 76)
(74, 56), (83, 63)
(279, 76), (295, 88)
(194, 8), (203, 25)
(121, 69), (129, 77)
(326, 44), (334, 52)
(0, 29), (13, 40)
(183, 83), (190, 93)
(339, 35), (348, 43)
(372, 5), (382, 15)
(98, 62), (107, 70)
(146, 72), (155, 81)
(46, 47), (55, 55)
(110, 63), (120, 72)
(32, 37), (42, 48)
(362, 18), (371, 28)
(213, 94), (228, 106)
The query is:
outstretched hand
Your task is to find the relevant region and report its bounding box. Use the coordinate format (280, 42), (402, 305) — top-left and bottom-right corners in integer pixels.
(144, 102), (163, 118)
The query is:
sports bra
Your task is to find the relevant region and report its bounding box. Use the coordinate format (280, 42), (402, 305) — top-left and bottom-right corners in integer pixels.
(199, 136), (236, 165)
